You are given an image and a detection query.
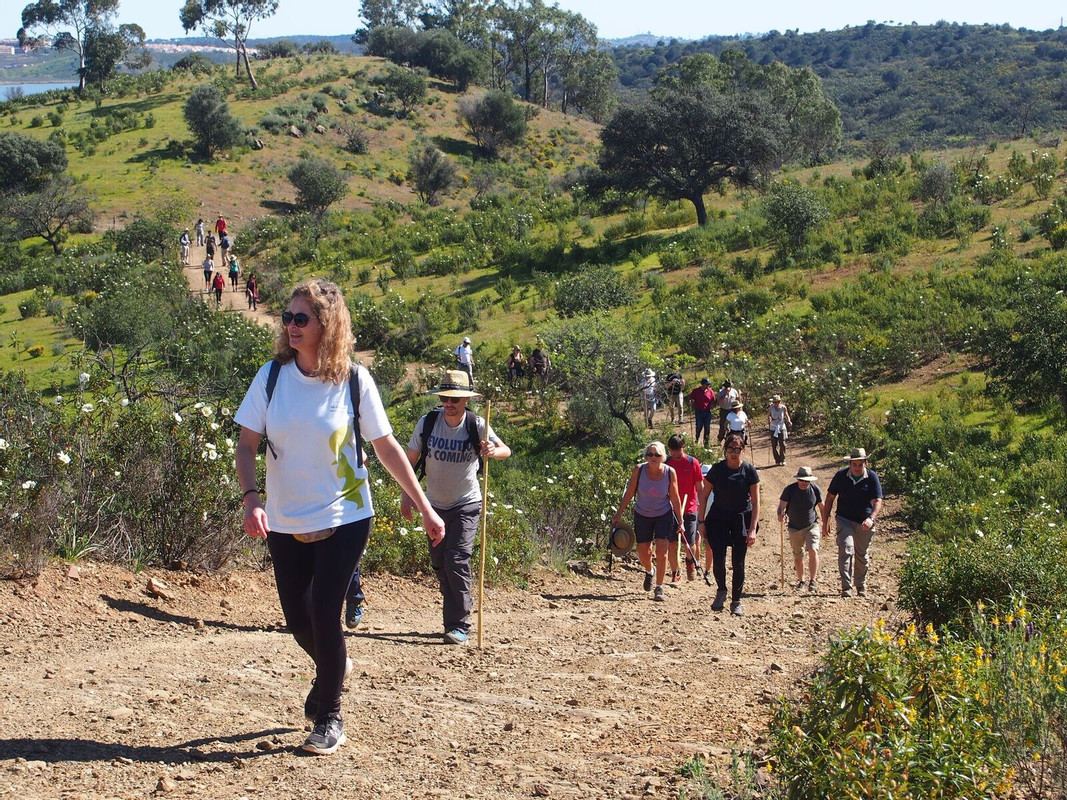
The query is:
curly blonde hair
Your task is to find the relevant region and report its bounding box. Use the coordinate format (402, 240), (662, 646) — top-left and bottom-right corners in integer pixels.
(273, 279), (355, 384)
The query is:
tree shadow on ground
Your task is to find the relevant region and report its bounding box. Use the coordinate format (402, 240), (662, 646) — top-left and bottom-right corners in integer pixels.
(356, 630), (449, 646)
(0, 727), (299, 765)
(101, 594), (285, 634)
(431, 134), (480, 160)
(260, 199), (297, 213)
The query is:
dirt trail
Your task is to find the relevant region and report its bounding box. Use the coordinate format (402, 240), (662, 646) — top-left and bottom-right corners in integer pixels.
(181, 239), (273, 326)
(0, 433), (908, 799)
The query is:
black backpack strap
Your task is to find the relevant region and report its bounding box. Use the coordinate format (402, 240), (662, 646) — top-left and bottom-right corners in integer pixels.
(349, 364), (363, 468)
(415, 407), (442, 480)
(263, 359), (281, 459)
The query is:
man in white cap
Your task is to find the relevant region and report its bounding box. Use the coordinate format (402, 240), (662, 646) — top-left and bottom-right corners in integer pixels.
(768, 395), (792, 466)
(402, 370), (510, 644)
(179, 227), (191, 265)
(822, 448), (883, 598)
(777, 466), (823, 592)
(454, 336), (474, 388)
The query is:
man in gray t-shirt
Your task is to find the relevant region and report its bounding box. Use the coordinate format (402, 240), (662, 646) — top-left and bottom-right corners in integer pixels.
(402, 370), (510, 645)
(776, 466), (824, 593)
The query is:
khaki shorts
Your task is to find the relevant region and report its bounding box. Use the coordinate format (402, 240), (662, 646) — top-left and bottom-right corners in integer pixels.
(788, 522), (821, 558)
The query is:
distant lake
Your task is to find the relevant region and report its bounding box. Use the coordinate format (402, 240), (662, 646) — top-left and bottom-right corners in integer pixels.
(1, 82), (77, 98)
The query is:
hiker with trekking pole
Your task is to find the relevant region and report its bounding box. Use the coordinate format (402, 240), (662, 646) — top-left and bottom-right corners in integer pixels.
(665, 434), (706, 582)
(402, 370), (511, 645)
(612, 441), (684, 602)
(698, 432), (760, 617)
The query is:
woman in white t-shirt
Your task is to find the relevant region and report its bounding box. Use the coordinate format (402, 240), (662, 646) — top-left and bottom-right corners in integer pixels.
(234, 279), (444, 756)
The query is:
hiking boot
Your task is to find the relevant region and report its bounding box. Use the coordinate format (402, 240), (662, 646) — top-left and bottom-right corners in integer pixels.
(711, 588), (728, 612)
(730, 599), (744, 617)
(857, 587), (867, 598)
(304, 657), (354, 722)
(653, 585), (665, 602)
(808, 580), (818, 593)
(643, 571), (653, 592)
(794, 579), (806, 591)
(686, 564), (695, 582)
(344, 601), (364, 629)
(302, 714), (346, 755)
(443, 629), (469, 645)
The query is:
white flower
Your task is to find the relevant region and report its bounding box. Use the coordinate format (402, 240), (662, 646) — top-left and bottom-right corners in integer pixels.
(81, 403), (94, 413)
(114, 470), (121, 478)
(208, 450), (218, 460)
(0, 438), (7, 450)
(21, 480), (36, 490)
(57, 452), (71, 465)
(221, 407), (232, 417)
(492, 556), (499, 565)
(399, 527), (408, 537)
(120, 398), (130, 407)
(210, 422), (220, 431)
(194, 402), (204, 410)
(575, 537), (583, 545)
(173, 413), (183, 423)
(78, 372), (90, 385)
(53, 395), (63, 404)
(201, 406), (213, 417)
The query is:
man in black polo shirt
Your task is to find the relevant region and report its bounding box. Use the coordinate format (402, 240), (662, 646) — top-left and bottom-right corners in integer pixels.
(822, 447), (883, 598)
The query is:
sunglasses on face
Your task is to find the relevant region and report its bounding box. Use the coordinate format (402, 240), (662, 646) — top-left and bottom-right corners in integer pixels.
(726, 447), (743, 453)
(645, 452), (663, 458)
(440, 397), (463, 404)
(281, 311), (311, 328)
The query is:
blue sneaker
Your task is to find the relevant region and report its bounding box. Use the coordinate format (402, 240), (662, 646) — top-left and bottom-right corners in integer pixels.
(345, 602), (363, 629)
(443, 629), (469, 645)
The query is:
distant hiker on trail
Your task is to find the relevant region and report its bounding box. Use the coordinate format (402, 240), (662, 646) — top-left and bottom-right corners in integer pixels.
(726, 400), (749, 444)
(202, 255), (214, 292)
(778, 466), (823, 593)
(506, 346), (525, 382)
(768, 395), (792, 466)
(665, 369), (685, 424)
(179, 228), (191, 265)
(234, 278), (444, 755)
(689, 378), (716, 449)
(195, 218), (205, 246)
(454, 337), (474, 387)
(205, 232), (216, 263)
(612, 440), (684, 602)
(640, 368), (658, 428)
(529, 347), (550, 380)
(215, 213), (228, 237)
(219, 232), (232, 266)
(666, 434), (705, 582)
(699, 432), (760, 617)
(212, 271), (226, 307)
(402, 369), (511, 645)
(717, 380), (740, 442)
(822, 448), (883, 599)
(228, 255), (241, 291)
(245, 273), (259, 310)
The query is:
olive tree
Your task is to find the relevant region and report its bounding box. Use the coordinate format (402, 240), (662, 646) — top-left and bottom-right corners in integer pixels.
(408, 143), (456, 205)
(287, 156), (348, 216)
(183, 84), (243, 158)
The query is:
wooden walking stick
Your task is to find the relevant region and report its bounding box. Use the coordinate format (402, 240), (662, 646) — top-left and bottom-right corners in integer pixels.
(779, 515), (786, 586)
(477, 401), (492, 649)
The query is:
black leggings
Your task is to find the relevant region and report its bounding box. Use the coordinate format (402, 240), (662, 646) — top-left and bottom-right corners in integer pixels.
(705, 515), (750, 599)
(267, 518), (370, 718)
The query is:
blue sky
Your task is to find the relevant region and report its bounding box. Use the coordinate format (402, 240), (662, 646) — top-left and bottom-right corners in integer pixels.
(113, 0), (1063, 42)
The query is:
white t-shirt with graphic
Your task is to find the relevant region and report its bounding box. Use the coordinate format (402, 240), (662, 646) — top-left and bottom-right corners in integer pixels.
(235, 361), (391, 534)
(407, 410), (498, 510)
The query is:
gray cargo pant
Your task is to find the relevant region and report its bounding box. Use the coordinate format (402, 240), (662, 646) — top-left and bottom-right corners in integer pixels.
(430, 502), (481, 634)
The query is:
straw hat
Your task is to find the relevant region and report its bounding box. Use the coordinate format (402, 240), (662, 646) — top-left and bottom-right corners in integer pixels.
(428, 369), (480, 398)
(792, 466), (818, 481)
(731, 400), (744, 410)
(846, 448), (869, 461)
(609, 522), (635, 557)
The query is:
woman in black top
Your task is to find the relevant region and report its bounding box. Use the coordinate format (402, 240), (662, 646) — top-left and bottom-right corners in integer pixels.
(697, 432), (760, 616)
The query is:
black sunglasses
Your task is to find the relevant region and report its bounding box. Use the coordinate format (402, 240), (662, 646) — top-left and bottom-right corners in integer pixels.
(281, 311), (311, 328)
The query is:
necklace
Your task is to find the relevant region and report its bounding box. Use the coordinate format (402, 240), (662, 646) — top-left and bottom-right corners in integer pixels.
(295, 360), (318, 378)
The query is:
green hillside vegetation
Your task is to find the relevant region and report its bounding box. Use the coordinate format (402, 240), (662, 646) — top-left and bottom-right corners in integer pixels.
(4, 49), (1067, 797)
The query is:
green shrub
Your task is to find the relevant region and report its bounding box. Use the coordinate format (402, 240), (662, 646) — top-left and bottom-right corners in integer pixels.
(25, 344), (45, 358)
(554, 267), (634, 317)
(18, 296), (44, 319)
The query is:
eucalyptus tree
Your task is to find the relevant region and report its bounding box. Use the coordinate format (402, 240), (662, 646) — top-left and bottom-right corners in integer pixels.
(179, 0), (279, 89)
(18, 0), (120, 91)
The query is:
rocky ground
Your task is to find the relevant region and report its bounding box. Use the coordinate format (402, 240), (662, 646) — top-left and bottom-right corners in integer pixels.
(0, 438), (909, 799)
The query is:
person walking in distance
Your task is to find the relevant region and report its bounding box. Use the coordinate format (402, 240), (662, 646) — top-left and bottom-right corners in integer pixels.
(726, 400), (750, 444)
(768, 395), (792, 466)
(777, 466), (823, 593)
(214, 213), (228, 238)
(195, 218), (205, 246)
(202, 254), (214, 293)
(228, 254), (241, 292)
(666, 434), (705, 582)
(402, 370), (511, 645)
(716, 380), (739, 442)
(665, 369), (685, 424)
(454, 336), (474, 388)
(689, 378), (716, 449)
(698, 432), (760, 616)
(179, 228), (191, 265)
(822, 448), (883, 598)
(245, 272), (259, 310)
(211, 271), (226, 308)
(234, 279), (445, 755)
(640, 368), (658, 429)
(611, 440), (684, 601)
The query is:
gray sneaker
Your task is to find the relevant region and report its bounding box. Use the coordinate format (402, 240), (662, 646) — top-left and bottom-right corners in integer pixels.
(711, 588), (728, 612)
(730, 599), (744, 616)
(302, 714), (345, 755)
(653, 585), (665, 602)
